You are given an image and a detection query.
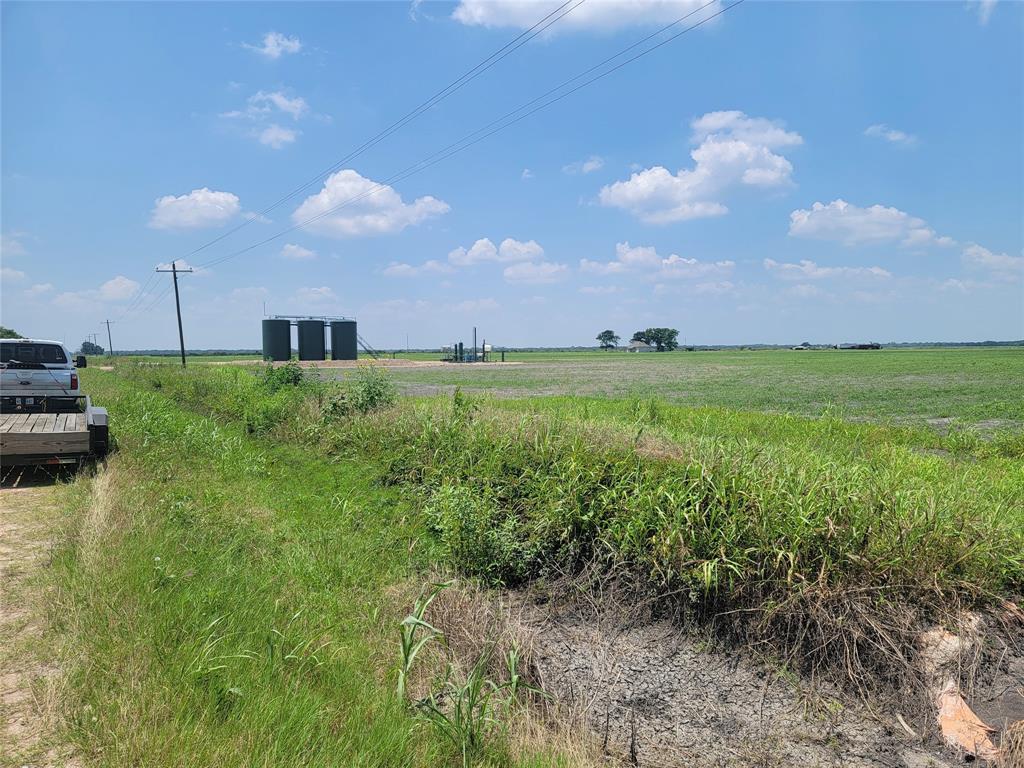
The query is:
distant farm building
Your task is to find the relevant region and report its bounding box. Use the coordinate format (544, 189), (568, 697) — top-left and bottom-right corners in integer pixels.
(628, 340), (656, 353)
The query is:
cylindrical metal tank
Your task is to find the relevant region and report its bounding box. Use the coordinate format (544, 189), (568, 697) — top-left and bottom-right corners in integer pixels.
(297, 320), (326, 361)
(329, 320), (357, 361)
(261, 319), (292, 361)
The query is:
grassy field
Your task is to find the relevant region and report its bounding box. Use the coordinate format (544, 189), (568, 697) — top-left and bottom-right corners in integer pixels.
(16, 349), (1023, 766)
(37, 366), (584, 768)
(369, 348), (1024, 426)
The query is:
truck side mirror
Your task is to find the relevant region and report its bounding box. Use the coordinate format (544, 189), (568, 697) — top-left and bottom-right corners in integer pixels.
(76, 355), (87, 368)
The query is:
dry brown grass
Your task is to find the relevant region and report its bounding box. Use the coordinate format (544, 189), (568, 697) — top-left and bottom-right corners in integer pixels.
(999, 720), (1024, 768)
(404, 574), (609, 767)
(0, 473), (82, 768)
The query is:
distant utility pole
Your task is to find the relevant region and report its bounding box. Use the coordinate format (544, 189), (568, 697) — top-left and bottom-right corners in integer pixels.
(155, 262), (193, 368)
(104, 320), (115, 357)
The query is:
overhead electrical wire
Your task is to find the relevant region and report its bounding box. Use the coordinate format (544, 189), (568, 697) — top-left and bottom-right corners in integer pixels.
(198, 0), (741, 271)
(180, 0), (588, 261)
(115, 271), (159, 320)
(112, 0), (587, 324)
(140, 282), (174, 314)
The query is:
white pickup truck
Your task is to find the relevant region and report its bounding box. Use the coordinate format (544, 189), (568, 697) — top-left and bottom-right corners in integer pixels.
(0, 338), (109, 465)
(0, 338), (86, 410)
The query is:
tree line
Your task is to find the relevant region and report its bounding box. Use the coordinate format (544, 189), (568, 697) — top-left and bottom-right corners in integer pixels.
(596, 328), (679, 351)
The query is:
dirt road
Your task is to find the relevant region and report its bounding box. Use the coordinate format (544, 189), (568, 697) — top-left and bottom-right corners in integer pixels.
(0, 468), (79, 768)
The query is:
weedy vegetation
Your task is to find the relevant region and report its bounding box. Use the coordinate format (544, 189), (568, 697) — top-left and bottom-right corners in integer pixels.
(28, 351), (1024, 766)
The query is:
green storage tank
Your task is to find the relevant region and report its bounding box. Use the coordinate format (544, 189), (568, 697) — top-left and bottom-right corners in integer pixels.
(330, 320), (357, 361)
(297, 320), (326, 361)
(261, 319), (291, 361)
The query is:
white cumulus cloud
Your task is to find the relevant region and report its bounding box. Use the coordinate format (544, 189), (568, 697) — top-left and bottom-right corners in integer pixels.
(453, 0), (720, 32)
(962, 243), (1023, 280)
(382, 259), (454, 277)
(149, 188), (241, 230)
(53, 275), (139, 308)
(24, 283), (53, 297)
(763, 258), (892, 280)
(600, 111), (802, 223)
(580, 242), (734, 280)
(98, 276), (140, 301)
(248, 90), (309, 120)
(281, 243), (316, 260)
(222, 90), (314, 148)
(292, 170), (449, 237)
(503, 261), (568, 284)
(864, 124), (917, 147)
(563, 155), (605, 175)
(2, 267), (26, 281)
(447, 237), (544, 266)
(971, 0), (997, 25)
(244, 31), (302, 59)
(788, 199), (954, 247)
(1, 234), (28, 257)
(295, 286), (338, 305)
(260, 125), (299, 149)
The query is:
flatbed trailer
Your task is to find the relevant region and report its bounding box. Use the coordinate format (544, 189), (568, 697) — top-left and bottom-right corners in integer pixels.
(0, 397), (109, 466)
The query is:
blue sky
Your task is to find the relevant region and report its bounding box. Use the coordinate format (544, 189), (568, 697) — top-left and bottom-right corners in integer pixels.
(2, 0), (1021, 350)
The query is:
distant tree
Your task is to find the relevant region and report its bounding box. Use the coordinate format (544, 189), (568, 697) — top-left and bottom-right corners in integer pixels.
(0, 326), (22, 339)
(633, 327), (679, 352)
(596, 330), (620, 350)
(81, 340), (105, 355)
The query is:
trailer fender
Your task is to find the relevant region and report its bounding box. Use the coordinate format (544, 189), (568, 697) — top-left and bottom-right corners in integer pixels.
(87, 405), (110, 456)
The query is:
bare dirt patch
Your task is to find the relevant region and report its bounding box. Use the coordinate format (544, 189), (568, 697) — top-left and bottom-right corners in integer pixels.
(522, 607), (957, 767)
(0, 468), (80, 768)
(424, 580), (987, 767)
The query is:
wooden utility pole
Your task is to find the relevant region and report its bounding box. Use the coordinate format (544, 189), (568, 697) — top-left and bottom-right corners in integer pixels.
(155, 262), (193, 367)
(104, 320), (115, 357)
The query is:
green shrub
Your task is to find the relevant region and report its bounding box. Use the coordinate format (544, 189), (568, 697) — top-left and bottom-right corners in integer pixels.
(261, 360), (304, 392)
(424, 486), (533, 585)
(346, 365), (398, 414)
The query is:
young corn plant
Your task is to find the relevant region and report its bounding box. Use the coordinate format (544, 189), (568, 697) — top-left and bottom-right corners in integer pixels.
(414, 647), (506, 768)
(397, 582), (449, 703)
(398, 585), (547, 766)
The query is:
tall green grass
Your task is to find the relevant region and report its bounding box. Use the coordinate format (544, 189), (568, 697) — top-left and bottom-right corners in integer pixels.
(81, 363), (1024, 691)
(51, 367), (579, 767)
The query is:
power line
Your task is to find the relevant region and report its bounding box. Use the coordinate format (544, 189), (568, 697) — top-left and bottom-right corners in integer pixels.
(199, 0), (740, 270)
(180, 0), (587, 262)
(141, 282), (174, 313)
(116, 271), (160, 320)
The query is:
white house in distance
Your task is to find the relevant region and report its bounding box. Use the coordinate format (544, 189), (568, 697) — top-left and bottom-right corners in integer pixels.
(628, 340), (655, 353)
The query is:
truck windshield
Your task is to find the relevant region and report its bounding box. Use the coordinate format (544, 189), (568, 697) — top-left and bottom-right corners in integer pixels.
(0, 343), (67, 364)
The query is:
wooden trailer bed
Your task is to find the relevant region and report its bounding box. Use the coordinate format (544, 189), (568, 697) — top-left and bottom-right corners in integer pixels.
(0, 411), (92, 458)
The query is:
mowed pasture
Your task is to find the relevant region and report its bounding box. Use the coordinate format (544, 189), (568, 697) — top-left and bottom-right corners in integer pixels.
(365, 347), (1024, 426)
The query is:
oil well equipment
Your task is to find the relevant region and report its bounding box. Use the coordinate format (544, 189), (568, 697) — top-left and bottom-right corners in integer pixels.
(261, 315), (374, 361)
